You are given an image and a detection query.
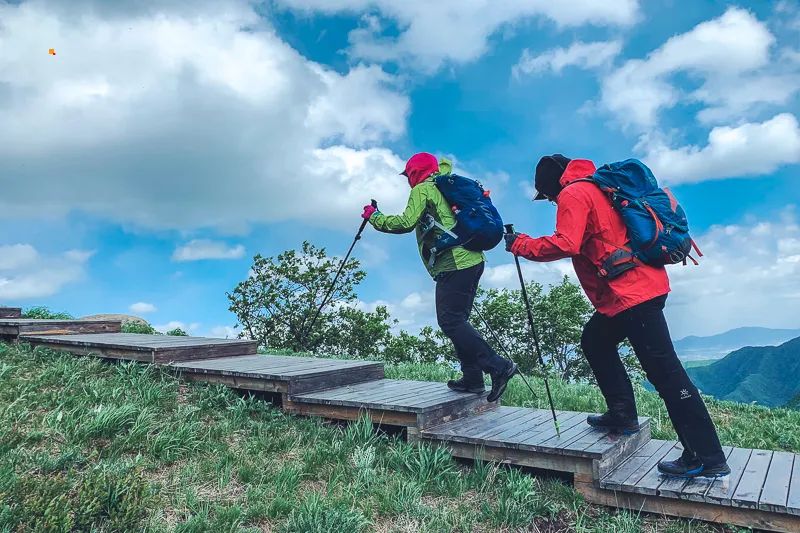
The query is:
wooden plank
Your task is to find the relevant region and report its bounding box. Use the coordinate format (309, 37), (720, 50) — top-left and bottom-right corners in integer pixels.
(467, 408), (550, 444)
(514, 412), (587, 452)
(282, 398), (417, 427)
(431, 439), (596, 475)
(422, 407), (525, 438)
(732, 449), (773, 509)
(576, 477), (800, 533)
(789, 454), (800, 516)
(705, 447), (753, 506)
(0, 307), (21, 318)
(759, 452), (794, 513)
(624, 442), (681, 496)
(602, 440), (674, 490)
(297, 380), (425, 403)
(679, 446), (734, 502)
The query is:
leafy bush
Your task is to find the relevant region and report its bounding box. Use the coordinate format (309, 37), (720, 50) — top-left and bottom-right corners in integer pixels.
(22, 306), (73, 320)
(121, 322), (157, 335)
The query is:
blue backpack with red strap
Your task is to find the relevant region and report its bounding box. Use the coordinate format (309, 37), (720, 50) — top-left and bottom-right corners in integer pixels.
(580, 159), (701, 278)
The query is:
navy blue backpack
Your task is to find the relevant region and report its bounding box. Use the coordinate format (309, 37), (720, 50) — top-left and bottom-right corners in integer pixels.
(421, 173), (504, 264)
(580, 159), (702, 278)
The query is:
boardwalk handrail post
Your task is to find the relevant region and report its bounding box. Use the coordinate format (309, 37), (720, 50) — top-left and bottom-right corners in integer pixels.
(300, 200), (377, 351)
(504, 223), (560, 436)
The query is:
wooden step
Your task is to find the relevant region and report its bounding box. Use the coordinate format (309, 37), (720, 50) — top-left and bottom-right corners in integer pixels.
(0, 307), (21, 318)
(420, 406), (650, 478)
(21, 333), (256, 363)
(575, 440), (800, 532)
(2, 318), (121, 340)
(172, 354), (384, 395)
(285, 379), (496, 430)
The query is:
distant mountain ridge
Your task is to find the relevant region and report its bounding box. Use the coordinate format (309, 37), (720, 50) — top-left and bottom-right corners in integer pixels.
(687, 336), (800, 408)
(674, 326), (800, 361)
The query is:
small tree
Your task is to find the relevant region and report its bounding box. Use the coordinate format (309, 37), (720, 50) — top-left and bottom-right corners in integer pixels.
(227, 241), (391, 355)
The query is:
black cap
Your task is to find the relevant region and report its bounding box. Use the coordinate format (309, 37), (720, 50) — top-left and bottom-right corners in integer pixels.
(534, 154), (571, 200)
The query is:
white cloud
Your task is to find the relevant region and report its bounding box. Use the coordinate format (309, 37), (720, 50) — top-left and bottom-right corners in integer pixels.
(129, 302), (157, 314)
(207, 325), (240, 339)
(513, 40), (622, 78)
(172, 240), (246, 262)
(0, 244), (92, 299)
(278, 0), (639, 70)
(666, 208), (800, 337)
(154, 321), (200, 334)
(600, 7), (795, 129)
(0, 0), (410, 233)
(641, 113), (800, 184)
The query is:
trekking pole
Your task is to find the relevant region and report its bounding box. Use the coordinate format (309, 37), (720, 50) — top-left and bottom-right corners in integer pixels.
(471, 304), (538, 401)
(300, 200), (377, 350)
(505, 224), (560, 436)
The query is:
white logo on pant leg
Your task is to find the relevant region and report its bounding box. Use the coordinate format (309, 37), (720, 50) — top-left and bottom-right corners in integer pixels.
(680, 389), (692, 400)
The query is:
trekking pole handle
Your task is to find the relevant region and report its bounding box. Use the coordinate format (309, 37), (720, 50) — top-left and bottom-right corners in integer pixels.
(504, 224), (515, 234)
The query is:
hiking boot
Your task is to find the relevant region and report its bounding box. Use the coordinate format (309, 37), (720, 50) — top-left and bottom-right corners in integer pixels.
(487, 362), (518, 403)
(586, 411), (640, 434)
(447, 378), (485, 394)
(699, 461), (731, 479)
(657, 455), (705, 478)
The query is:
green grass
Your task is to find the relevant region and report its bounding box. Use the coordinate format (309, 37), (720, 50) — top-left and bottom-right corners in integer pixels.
(0, 343), (781, 532)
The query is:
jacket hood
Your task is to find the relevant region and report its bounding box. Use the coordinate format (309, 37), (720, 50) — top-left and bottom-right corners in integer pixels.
(401, 152), (439, 188)
(559, 159), (597, 188)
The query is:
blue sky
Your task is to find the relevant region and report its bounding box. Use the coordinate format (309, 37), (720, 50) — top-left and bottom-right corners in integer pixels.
(0, 0), (798, 338)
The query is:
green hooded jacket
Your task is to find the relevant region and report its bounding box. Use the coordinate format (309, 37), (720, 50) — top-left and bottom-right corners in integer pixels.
(369, 159), (484, 279)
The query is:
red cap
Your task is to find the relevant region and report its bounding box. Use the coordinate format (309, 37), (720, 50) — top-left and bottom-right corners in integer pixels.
(401, 152), (439, 188)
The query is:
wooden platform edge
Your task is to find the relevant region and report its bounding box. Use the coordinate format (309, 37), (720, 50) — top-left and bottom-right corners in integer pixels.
(575, 475), (800, 533)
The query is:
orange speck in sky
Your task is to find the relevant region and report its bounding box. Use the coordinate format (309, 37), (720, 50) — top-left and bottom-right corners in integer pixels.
(48, 48), (56, 56)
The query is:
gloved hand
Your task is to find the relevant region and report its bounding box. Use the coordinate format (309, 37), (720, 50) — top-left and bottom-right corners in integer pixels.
(361, 204), (378, 220)
(504, 232), (520, 252)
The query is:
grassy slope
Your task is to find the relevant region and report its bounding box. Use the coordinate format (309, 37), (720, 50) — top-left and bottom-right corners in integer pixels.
(4, 346), (796, 532)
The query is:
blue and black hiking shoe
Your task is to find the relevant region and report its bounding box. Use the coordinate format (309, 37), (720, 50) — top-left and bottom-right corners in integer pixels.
(658, 456), (731, 478)
(447, 378), (485, 394)
(586, 411), (640, 434)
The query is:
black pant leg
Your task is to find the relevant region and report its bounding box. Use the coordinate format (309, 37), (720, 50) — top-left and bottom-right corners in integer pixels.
(435, 263), (508, 382)
(619, 295), (726, 466)
(581, 311), (637, 417)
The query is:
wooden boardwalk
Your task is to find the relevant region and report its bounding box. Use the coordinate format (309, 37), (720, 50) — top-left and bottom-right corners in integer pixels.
(420, 406), (650, 478)
(1, 318), (121, 340)
(287, 379), (495, 431)
(173, 354), (384, 395)
(0, 307), (21, 318)
(22, 333), (256, 363)
(6, 328), (799, 531)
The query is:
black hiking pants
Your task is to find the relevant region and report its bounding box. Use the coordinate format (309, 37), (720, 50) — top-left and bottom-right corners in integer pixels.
(435, 262), (511, 385)
(581, 294), (726, 466)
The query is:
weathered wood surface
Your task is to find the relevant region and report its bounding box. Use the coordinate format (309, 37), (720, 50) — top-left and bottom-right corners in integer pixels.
(601, 441), (799, 518)
(173, 354), (384, 394)
(22, 333), (256, 363)
(577, 475), (800, 533)
(290, 379), (495, 429)
(0, 307), (21, 318)
(421, 406), (650, 477)
(2, 319), (121, 339)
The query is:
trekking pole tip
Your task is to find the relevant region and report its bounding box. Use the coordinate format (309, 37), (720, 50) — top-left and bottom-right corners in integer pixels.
(504, 223), (514, 234)
(371, 199), (378, 208)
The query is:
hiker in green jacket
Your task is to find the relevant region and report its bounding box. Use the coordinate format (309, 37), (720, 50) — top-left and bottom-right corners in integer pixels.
(362, 152), (517, 403)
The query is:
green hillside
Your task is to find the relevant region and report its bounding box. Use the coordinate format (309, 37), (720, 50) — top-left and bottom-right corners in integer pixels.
(688, 336), (800, 408)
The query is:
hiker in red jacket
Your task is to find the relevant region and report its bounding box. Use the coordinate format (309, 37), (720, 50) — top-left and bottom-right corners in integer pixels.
(505, 154), (730, 479)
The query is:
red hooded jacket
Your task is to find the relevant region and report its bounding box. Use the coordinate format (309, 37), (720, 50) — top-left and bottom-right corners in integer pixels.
(511, 159), (670, 317)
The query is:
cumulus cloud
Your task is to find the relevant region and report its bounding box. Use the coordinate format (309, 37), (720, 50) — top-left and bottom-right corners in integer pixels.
(278, 0), (639, 70)
(0, 0), (410, 233)
(172, 240), (246, 262)
(601, 7), (784, 129)
(666, 208), (800, 337)
(513, 40), (622, 78)
(154, 321), (200, 334)
(641, 113), (800, 184)
(129, 302), (157, 314)
(0, 244), (92, 299)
